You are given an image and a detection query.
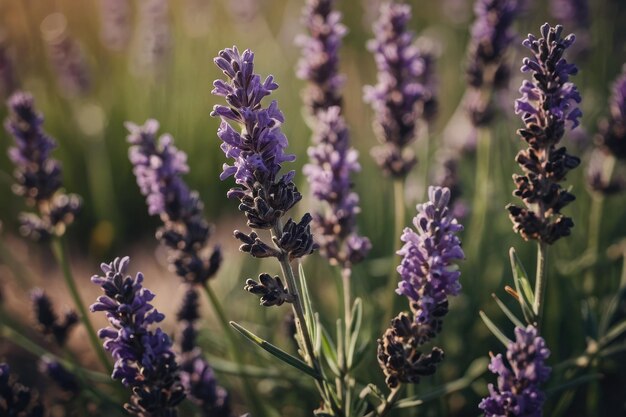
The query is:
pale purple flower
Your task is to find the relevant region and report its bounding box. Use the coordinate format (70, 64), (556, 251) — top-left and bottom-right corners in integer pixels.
(507, 23), (582, 244)
(127, 119), (221, 285)
(396, 186), (464, 325)
(90, 256), (186, 416)
(98, 0), (132, 51)
(131, 0), (171, 78)
(479, 325), (551, 417)
(364, 2), (433, 178)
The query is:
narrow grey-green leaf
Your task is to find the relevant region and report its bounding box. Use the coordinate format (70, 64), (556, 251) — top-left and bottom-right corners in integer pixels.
(320, 324), (340, 376)
(230, 321), (321, 380)
(480, 311), (512, 347)
(599, 319), (626, 348)
(298, 262), (316, 340)
(492, 293), (525, 328)
(509, 248), (537, 323)
(347, 298), (363, 369)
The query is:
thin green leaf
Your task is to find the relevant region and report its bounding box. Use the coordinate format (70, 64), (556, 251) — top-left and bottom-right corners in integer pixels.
(599, 319), (626, 348)
(492, 293), (525, 328)
(359, 384), (386, 404)
(546, 373), (603, 396)
(230, 321), (321, 380)
(347, 298), (363, 369)
(598, 287), (626, 337)
(298, 262), (316, 340)
(509, 248), (537, 323)
(480, 311), (512, 347)
(320, 324), (340, 376)
(350, 340), (371, 370)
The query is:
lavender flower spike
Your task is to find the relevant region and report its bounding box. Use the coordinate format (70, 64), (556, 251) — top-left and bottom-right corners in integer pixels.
(596, 66), (626, 160)
(296, 0), (347, 114)
(31, 288), (78, 347)
(397, 186), (464, 327)
(90, 256), (186, 416)
(211, 46), (316, 262)
(479, 325), (551, 417)
(507, 23), (582, 244)
(364, 2), (432, 178)
(127, 119), (221, 285)
(4, 91), (81, 241)
(0, 363), (44, 417)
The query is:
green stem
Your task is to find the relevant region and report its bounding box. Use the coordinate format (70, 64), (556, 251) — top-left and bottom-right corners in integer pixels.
(367, 386), (402, 417)
(202, 283), (267, 417)
(51, 237), (112, 374)
(468, 127), (491, 261)
(385, 178), (406, 323)
(342, 267), (352, 337)
(533, 241), (548, 327)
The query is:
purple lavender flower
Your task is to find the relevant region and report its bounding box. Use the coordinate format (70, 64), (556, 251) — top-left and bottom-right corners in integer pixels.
(131, 0), (171, 78)
(596, 66), (626, 160)
(39, 356), (80, 395)
(127, 119), (221, 285)
(465, 0), (524, 125)
(296, 0), (347, 113)
(4, 91), (82, 241)
(211, 46), (316, 262)
(549, 0), (591, 58)
(98, 0), (132, 51)
(40, 13), (91, 98)
(0, 363), (44, 417)
(479, 325), (551, 417)
(397, 186), (464, 326)
(31, 288), (78, 347)
(90, 256), (186, 416)
(507, 23), (582, 244)
(364, 2), (434, 178)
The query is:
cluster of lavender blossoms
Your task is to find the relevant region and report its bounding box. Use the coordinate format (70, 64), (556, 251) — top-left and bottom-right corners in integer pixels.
(90, 256), (185, 417)
(4, 92), (82, 241)
(465, 0), (524, 126)
(479, 325), (551, 417)
(507, 23), (582, 244)
(588, 66), (626, 194)
(127, 119), (221, 285)
(0, 363), (44, 417)
(364, 2), (436, 178)
(211, 46), (316, 303)
(378, 186), (464, 388)
(31, 288), (78, 347)
(297, 0), (371, 268)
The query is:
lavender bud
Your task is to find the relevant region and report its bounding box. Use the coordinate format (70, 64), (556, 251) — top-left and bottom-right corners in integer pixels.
(31, 288), (78, 347)
(507, 23), (582, 244)
(39, 357), (80, 395)
(234, 230), (281, 258)
(479, 325), (551, 417)
(0, 363), (44, 417)
(244, 273), (294, 307)
(90, 256), (186, 416)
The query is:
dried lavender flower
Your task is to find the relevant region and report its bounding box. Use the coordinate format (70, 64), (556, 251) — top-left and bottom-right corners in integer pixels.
(39, 356), (80, 395)
(364, 2), (435, 178)
(296, 0), (347, 113)
(31, 288), (78, 347)
(507, 23), (582, 244)
(4, 91), (82, 241)
(244, 273), (293, 306)
(98, 0), (132, 51)
(396, 186), (464, 326)
(465, 0), (524, 126)
(40, 13), (91, 98)
(90, 256), (186, 416)
(479, 325), (551, 417)
(377, 312), (444, 388)
(0, 363), (44, 417)
(211, 46), (316, 261)
(127, 119), (222, 285)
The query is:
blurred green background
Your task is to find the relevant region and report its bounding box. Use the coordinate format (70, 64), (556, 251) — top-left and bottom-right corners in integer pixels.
(1, 0), (626, 416)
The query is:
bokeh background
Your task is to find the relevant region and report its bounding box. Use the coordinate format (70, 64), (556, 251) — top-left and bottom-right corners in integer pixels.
(1, 0), (626, 416)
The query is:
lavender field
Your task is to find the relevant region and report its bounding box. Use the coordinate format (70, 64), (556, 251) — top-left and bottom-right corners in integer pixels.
(1, 0), (626, 416)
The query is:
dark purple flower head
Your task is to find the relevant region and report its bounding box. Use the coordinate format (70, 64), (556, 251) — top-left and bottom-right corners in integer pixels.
(0, 363), (44, 417)
(595, 67), (626, 160)
(465, 0), (524, 125)
(31, 288), (78, 347)
(479, 325), (551, 417)
(180, 356), (231, 417)
(39, 356), (79, 394)
(90, 256), (186, 416)
(211, 46), (316, 262)
(364, 2), (433, 178)
(127, 119), (222, 285)
(507, 23), (582, 244)
(397, 186), (464, 326)
(303, 106), (371, 266)
(4, 91), (82, 240)
(296, 0), (347, 113)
